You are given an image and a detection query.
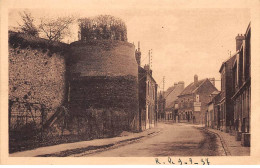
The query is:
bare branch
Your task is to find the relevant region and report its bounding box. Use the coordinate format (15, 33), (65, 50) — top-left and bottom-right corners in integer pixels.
(17, 11), (39, 36)
(39, 15), (76, 42)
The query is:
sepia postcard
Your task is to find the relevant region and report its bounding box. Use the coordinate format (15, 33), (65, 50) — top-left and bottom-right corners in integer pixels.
(1, 0), (260, 165)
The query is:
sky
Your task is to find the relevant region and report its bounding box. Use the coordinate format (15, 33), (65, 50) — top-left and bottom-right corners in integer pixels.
(8, 6), (251, 91)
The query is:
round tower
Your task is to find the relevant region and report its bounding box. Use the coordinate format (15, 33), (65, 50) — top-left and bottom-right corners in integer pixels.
(68, 39), (139, 131)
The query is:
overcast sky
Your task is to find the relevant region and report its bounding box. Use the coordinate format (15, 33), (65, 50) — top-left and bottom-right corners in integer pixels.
(9, 6), (250, 91)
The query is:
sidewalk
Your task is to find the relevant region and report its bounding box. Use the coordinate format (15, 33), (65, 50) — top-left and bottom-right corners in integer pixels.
(179, 123), (250, 156)
(205, 128), (250, 156)
(10, 126), (161, 157)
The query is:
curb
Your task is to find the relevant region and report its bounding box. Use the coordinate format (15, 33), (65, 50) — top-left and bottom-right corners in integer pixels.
(74, 131), (161, 157)
(31, 130), (161, 157)
(9, 126), (160, 157)
(203, 128), (231, 156)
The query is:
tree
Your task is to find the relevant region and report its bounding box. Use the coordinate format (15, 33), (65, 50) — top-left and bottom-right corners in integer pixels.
(18, 11), (39, 36)
(39, 16), (75, 42)
(78, 15), (127, 41)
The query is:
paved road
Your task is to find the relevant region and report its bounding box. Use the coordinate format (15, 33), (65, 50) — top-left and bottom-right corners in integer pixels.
(87, 122), (219, 157)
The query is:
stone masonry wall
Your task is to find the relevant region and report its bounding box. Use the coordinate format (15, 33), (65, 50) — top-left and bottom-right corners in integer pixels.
(9, 32), (69, 152)
(9, 47), (66, 109)
(9, 32), (67, 111)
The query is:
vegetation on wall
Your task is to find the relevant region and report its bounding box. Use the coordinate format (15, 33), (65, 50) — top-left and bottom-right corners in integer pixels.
(78, 15), (127, 41)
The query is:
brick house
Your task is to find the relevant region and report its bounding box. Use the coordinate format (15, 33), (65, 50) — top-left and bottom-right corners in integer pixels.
(218, 54), (237, 132)
(136, 42), (158, 131)
(177, 75), (218, 125)
(231, 23), (251, 146)
(205, 91), (220, 128)
(157, 92), (166, 121)
(164, 82), (184, 121)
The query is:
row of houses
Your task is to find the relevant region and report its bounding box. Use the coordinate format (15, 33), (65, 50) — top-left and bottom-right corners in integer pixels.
(157, 23), (251, 147)
(134, 23), (251, 147)
(158, 75), (217, 125)
(158, 81), (184, 121)
(205, 23), (251, 147)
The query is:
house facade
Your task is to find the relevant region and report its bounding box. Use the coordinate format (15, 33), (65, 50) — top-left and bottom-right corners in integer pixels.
(205, 91), (220, 128)
(205, 23), (251, 147)
(177, 75), (218, 125)
(136, 43), (158, 131)
(164, 82), (185, 121)
(157, 93), (166, 121)
(172, 100), (180, 122)
(231, 23), (251, 146)
(218, 54), (237, 132)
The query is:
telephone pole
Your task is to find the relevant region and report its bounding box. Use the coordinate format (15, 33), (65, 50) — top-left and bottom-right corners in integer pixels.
(148, 49), (153, 70)
(149, 49), (153, 69)
(163, 76), (165, 98)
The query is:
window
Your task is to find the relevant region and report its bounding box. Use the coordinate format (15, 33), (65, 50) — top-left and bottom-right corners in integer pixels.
(233, 63), (237, 90)
(222, 72), (226, 91)
(153, 88), (155, 100)
(147, 81), (150, 96)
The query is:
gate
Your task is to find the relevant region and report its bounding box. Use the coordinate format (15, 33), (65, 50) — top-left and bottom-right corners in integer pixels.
(9, 100), (48, 141)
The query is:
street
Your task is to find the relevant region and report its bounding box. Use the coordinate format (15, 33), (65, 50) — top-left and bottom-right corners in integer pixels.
(85, 123), (219, 157)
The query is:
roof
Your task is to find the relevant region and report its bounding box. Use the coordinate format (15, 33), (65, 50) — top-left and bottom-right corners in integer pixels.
(219, 53), (237, 73)
(166, 101), (175, 109)
(245, 22), (251, 36)
(178, 79), (207, 96)
(207, 91), (221, 105)
(138, 66), (157, 84)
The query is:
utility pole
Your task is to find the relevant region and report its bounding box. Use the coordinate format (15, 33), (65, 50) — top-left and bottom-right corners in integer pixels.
(162, 76), (165, 121)
(149, 49), (153, 69)
(163, 76), (165, 98)
(148, 49), (153, 70)
(148, 50), (151, 70)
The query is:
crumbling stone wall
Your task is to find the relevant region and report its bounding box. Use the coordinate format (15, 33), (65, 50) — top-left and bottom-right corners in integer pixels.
(8, 32), (69, 149)
(9, 32), (67, 111)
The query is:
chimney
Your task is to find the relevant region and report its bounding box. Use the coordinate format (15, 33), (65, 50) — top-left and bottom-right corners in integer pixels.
(194, 74), (198, 86)
(209, 78), (215, 86)
(144, 64), (149, 71)
(178, 81), (185, 90)
(144, 64), (152, 75)
(135, 41), (141, 66)
(235, 34), (245, 51)
(174, 82), (178, 87)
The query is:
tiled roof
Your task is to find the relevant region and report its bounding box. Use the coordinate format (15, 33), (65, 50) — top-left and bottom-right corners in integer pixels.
(166, 101), (175, 109)
(178, 79), (207, 96)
